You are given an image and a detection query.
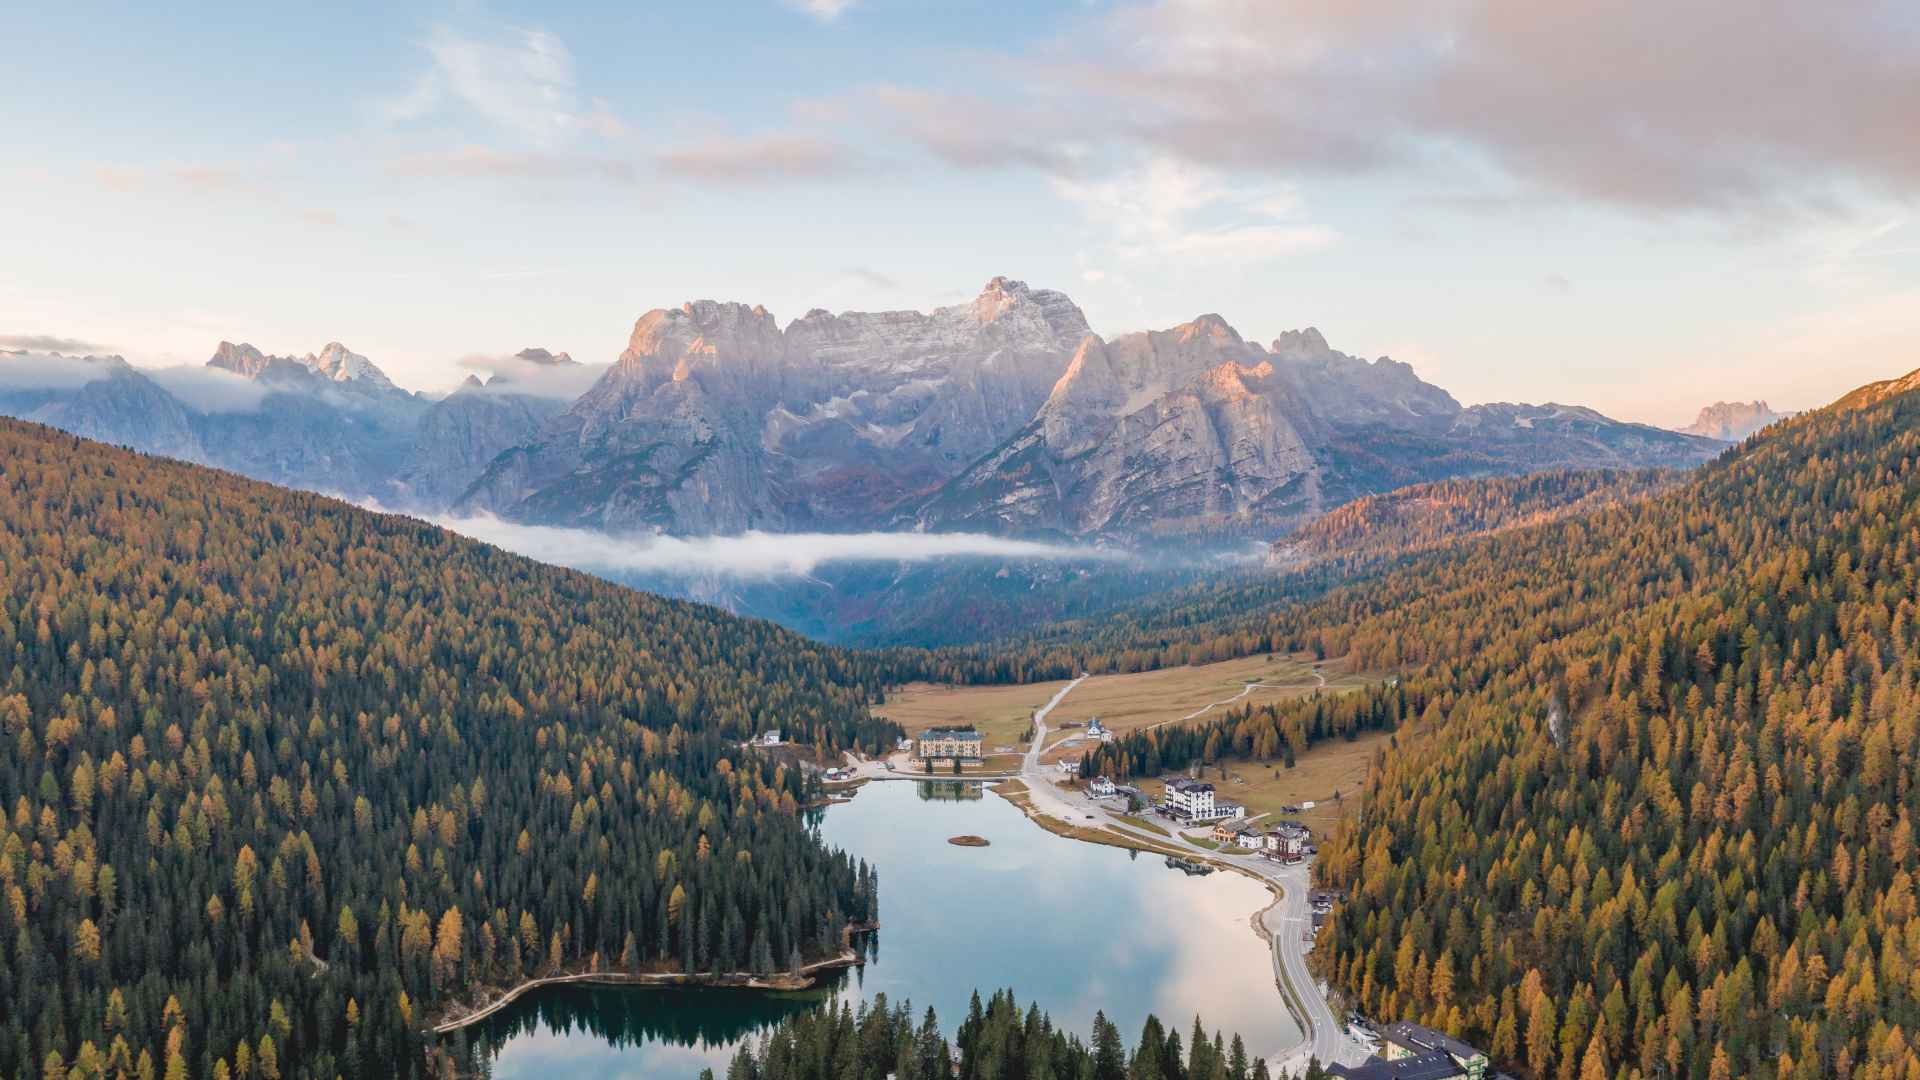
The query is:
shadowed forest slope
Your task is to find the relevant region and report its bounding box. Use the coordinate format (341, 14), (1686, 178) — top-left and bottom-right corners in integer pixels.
(0, 420), (902, 1080)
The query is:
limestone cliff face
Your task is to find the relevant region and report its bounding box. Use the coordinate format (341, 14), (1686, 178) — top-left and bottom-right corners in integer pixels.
(923, 316), (1327, 538)
(391, 357), (579, 509)
(457, 278), (1092, 533)
(0, 278), (1732, 546)
(1268, 328), (1460, 432)
(1678, 400), (1790, 441)
(917, 314), (1723, 540)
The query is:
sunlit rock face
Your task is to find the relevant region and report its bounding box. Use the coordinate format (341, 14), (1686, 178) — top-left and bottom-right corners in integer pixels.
(1678, 400), (1790, 442)
(917, 314), (1725, 542)
(0, 278), (1728, 545)
(456, 278), (1094, 534)
(922, 316), (1329, 540)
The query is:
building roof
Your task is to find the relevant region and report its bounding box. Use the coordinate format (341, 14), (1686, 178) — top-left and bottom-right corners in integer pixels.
(1167, 778), (1215, 794)
(920, 729), (983, 741)
(1330, 1052), (1464, 1080)
(1381, 1022), (1486, 1064)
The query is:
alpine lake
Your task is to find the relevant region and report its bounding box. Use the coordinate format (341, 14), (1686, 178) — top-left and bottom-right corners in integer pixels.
(473, 778), (1301, 1078)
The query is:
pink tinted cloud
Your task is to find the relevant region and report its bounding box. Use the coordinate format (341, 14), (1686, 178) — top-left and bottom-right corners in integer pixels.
(878, 0), (1920, 213)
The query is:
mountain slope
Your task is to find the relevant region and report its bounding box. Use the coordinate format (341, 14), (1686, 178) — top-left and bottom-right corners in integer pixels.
(923, 317), (1719, 541)
(1063, 369), (1920, 1080)
(456, 278), (1091, 533)
(0, 418), (898, 1080)
(1269, 467), (1687, 574)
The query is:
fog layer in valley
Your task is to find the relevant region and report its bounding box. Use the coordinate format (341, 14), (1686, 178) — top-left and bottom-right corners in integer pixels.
(433, 513), (1126, 579)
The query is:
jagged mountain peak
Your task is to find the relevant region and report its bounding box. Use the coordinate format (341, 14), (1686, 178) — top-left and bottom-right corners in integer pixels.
(1679, 400), (1789, 441)
(1181, 313), (1246, 344)
(514, 348), (578, 367)
(207, 342), (277, 378)
(622, 302), (786, 365)
(305, 342), (395, 389)
(1271, 327), (1332, 359)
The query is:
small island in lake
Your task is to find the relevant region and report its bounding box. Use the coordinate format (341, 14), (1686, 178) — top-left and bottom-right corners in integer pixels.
(949, 835), (991, 847)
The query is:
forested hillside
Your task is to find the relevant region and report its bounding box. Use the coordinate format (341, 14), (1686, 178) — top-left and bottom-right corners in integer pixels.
(0, 420), (899, 1080)
(1271, 468), (1685, 576)
(1107, 371), (1920, 1079)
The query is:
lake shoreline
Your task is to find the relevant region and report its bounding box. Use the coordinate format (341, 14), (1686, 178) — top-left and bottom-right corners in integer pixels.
(431, 922), (879, 1034)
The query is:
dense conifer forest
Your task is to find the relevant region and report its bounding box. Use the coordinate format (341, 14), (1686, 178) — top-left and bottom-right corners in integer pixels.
(0, 420), (901, 1080)
(707, 989), (1275, 1080)
(1105, 376), (1920, 1079)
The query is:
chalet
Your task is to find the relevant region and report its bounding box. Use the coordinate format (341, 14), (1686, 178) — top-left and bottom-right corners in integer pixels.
(1088, 776), (1117, 798)
(759, 729), (782, 746)
(1378, 1022), (1489, 1080)
(915, 729), (985, 764)
(1057, 757), (1081, 777)
(1210, 821), (1240, 844)
(1085, 717), (1113, 742)
(1266, 821), (1311, 858)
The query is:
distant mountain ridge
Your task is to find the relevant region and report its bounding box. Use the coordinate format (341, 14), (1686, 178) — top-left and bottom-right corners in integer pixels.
(1678, 399), (1791, 441)
(0, 277), (1727, 545)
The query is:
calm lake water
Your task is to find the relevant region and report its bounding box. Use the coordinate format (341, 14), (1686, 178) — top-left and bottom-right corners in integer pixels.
(480, 779), (1297, 1078)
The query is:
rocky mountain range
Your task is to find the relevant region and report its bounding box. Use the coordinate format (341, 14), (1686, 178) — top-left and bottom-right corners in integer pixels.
(0, 277), (1726, 546)
(1678, 400), (1791, 442)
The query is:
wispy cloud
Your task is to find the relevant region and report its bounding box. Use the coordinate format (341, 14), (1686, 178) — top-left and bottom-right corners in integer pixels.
(1054, 157), (1341, 268)
(0, 333), (114, 354)
(433, 515), (1124, 578)
(780, 0), (857, 24)
(89, 157), (340, 224)
(388, 26), (591, 144)
(385, 144), (642, 186)
(651, 130), (859, 186)
(449, 352), (609, 399)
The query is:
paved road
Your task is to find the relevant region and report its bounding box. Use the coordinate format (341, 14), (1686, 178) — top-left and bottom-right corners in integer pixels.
(1019, 678), (1366, 1076)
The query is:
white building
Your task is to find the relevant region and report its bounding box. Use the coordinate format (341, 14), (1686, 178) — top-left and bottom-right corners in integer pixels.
(1089, 775), (1117, 798)
(1057, 757), (1081, 777)
(1164, 779), (1244, 822)
(1085, 718), (1114, 743)
(759, 729), (782, 746)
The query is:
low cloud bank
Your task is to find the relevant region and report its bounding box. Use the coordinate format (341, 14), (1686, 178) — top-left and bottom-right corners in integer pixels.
(433, 513), (1123, 578)
(0, 352), (275, 414)
(0, 352), (127, 392)
(451, 352), (610, 400)
(144, 365), (273, 413)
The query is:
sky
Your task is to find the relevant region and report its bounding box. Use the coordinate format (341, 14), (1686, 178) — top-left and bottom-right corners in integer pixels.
(3, 0), (1917, 428)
